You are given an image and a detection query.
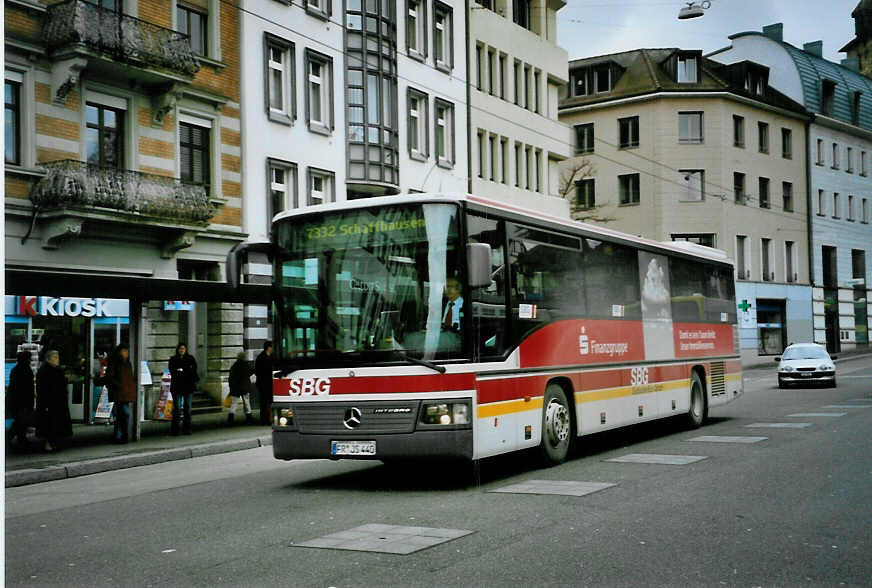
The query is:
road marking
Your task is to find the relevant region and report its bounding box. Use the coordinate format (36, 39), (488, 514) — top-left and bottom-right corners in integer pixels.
(296, 524), (472, 555)
(786, 413), (847, 417)
(746, 422), (812, 428)
(687, 436), (767, 444)
(846, 398), (872, 402)
(489, 480), (616, 497)
(821, 405), (872, 409)
(605, 454), (708, 465)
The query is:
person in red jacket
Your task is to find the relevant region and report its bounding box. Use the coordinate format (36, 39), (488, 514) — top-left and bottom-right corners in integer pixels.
(105, 343), (136, 444)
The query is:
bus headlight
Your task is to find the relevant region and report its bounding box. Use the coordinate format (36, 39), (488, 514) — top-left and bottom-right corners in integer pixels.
(420, 401), (471, 426)
(273, 407), (294, 427)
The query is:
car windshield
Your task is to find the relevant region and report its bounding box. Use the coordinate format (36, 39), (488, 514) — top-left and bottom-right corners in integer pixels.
(781, 347), (830, 360)
(273, 203), (465, 367)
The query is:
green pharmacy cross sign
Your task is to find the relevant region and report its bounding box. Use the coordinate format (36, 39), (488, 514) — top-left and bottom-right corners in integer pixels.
(738, 299), (752, 312)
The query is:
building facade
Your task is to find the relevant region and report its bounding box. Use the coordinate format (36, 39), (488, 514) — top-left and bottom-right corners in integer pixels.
(841, 0), (872, 79)
(5, 0), (249, 420)
(468, 0), (570, 216)
(710, 24), (872, 353)
(558, 48), (812, 365)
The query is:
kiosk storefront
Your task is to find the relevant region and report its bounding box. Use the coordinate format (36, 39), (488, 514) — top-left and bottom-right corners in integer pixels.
(4, 295), (129, 422)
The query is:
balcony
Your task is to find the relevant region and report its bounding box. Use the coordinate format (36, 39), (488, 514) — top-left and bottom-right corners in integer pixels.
(42, 0), (200, 114)
(29, 160), (215, 256)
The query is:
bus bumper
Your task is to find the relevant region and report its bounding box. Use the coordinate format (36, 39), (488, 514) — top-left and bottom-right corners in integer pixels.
(272, 429), (473, 461)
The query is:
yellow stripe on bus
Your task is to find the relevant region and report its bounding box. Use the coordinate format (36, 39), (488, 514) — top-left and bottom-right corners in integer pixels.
(478, 397), (544, 418)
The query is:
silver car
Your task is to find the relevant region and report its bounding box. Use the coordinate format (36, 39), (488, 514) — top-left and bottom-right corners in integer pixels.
(775, 343), (837, 388)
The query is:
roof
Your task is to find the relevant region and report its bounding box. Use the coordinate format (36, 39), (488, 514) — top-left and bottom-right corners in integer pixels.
(727, 32), (872, 130)
(560, 48), (807, 116)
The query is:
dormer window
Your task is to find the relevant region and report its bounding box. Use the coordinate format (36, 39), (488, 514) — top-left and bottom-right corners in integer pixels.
(594, 65), (610, 93)
(821, 80), (836, 116)
(852, 91), (861, 125)
(570, 69), (588, 97)
(744, 71), (765, 96)
(677, 55), (697, 83)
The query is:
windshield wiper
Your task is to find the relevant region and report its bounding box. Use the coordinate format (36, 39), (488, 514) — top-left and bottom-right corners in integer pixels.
(393, 350), (446, 374)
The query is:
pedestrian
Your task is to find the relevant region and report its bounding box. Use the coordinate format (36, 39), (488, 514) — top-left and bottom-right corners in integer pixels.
(227, 351), (255, 425)
(35, 350), (72, 452)
(255, 341), (274, 425)
(105, 343), (135, 444)
(169, 342), (198, 436)
(7, 350), (35, 451)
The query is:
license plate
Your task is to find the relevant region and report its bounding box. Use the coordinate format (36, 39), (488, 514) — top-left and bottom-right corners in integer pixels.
(331, 440), (376, 456)
(801, 372), (813, 377)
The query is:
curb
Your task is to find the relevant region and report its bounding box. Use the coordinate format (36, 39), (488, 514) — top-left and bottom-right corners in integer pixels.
(5, 435), (273, 488)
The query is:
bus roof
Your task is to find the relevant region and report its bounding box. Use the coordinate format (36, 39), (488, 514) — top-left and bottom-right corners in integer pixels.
(272, 192), (734, 267)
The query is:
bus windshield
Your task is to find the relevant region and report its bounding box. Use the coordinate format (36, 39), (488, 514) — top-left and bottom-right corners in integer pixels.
(273, 202), (465, 366)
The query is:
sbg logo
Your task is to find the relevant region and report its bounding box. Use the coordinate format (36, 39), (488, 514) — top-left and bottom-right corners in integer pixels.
(288, 377), (331, 396)
(579, 326), (589, 355)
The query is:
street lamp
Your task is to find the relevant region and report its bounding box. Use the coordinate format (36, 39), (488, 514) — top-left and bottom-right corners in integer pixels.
(678, 1), (711, 19)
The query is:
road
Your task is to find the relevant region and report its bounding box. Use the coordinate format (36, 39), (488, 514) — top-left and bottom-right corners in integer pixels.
(6, 357), (872, 587)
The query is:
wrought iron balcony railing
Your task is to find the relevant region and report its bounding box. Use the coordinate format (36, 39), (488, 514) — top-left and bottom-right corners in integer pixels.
(30, 160), (214, 224)
(43, 0), (200, 78)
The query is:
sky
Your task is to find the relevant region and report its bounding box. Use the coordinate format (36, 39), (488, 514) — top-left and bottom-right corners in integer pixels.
(557, 0), (860, 63)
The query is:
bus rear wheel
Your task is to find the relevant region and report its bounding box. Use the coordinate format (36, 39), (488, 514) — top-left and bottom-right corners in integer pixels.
(686, 371), (706, 429)
(540, 384), (574, 466)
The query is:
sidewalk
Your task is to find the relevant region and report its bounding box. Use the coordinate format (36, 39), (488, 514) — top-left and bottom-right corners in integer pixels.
(5, 409), (273, 488)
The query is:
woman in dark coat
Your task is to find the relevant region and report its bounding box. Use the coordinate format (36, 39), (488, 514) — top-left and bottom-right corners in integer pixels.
(7, 350), (35, 449)
(169, 342), (198, 436)
(36, 350), (72, 452)
(227, 351), (254, 425)
(106, 343), (136, 444)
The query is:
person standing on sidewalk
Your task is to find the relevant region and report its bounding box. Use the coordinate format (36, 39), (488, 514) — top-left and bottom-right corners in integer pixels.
(7, 350), (35, 451)
(169, 343), (198, 436)
(35, 350), (72, 452)
(106, 343), (136, 444)
(255, 341), (274, 425)
(227, 352), (255, 425)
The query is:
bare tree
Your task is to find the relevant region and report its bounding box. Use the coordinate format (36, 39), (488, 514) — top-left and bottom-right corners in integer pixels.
(557, 158), (615, 223)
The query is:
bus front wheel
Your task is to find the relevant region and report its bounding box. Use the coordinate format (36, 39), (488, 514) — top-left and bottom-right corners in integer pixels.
(686, 371), (706, 429)
(540, 384), (575, 466)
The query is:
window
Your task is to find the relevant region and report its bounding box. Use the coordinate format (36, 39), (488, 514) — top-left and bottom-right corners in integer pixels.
(513, 59), (521, 105)
(524, 64), (532, 110)
(848, 195), (855, 221)
(833, 192), (840, 218)
(179, 120), (210, 192)
(86, 102), (124, 168)
(570, 68), (588, 97)
(821, 80), (835, 116)
(594, 65), (610, 93)
(306, 0), (330, 19)
(265, 35), (294, 124)
(498, 54), (507, 99)
(618, 116), (639, 148)
(758, 121), (769, 153)
(816, 138), (824, 165)
(761, 238), (772, 281)
(575, 178), (595, 210)
(736, 235), (747, 279)
(500, 137), (509, 184)
(476, 130), (485, 179)
(5, 80), (20, 165)
(678, 112), (703, 144)
(679, 169), (704, 202)
(476, 44), (484, 90)
(846, 147), (853, 172)
(307, 168), (334, 206)
(817, 189), (825, 215)
(407, 89), (428, 159)
(832, 143), (840, 169)
(524, 145), (532, 189)
(534, 149), (542, 193)
(489, 134), (497, 181)
(670, 258), (736, 323)
(672, 233), (715, 247)
(734, 172), (745, 204)
(86, 0), (119, 10)
(574, 123), (594, 155)
(677, 55), (697, 83)
(488, 48), (496, 95)
(785, 241), (795, 282)
(781, 128), (792, 159)
(514, 141), (522, 187)
(862, 198), (869, 223)
(758, 177), (770, 209)
(434, 99), (454, 166)
(534, 70), (541, 114)
(733, 115), (744, 147)
(305, 50), (333, 132)
(407, 0), (426, 58)
(267, 159), (298, 217)
(512, 0), (530, 29)
(177, 5), (207, 55)
(618, 173), (640, 205)
(782, 181), (793, 212)
(852, 249), (866, 280)
(852, 91), (862, 126)
(862, 151), (868, 176)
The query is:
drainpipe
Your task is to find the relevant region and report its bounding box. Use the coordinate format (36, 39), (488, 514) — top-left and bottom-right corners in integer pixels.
(465, 0), (472, 194)
(805, 117), (814, 288)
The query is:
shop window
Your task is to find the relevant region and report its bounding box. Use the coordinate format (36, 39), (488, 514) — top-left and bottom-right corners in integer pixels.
(757, 300), (786, 355)
(178, 259), (219, 281)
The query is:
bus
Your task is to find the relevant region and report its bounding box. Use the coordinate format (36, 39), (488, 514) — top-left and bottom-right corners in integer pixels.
(228, 193), (743, 466)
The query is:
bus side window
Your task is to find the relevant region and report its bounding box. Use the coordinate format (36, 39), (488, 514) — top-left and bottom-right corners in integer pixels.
(467, 215), (508, 357)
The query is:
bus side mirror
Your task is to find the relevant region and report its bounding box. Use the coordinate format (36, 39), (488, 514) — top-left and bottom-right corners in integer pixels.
(467, 243), (492, 288)
(226, 239), (273, 289)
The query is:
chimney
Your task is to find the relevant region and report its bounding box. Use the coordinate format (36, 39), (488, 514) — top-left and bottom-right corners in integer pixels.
(803, 41), (823, 58)
(762, 23), (783, 42)
(841, 58), (860, 72)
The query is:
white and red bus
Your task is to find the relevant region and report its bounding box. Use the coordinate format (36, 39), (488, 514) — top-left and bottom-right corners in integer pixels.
(231, 193), (742, 466)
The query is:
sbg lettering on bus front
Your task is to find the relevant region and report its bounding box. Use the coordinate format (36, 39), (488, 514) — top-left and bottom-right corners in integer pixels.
(288, 377), (331, 396)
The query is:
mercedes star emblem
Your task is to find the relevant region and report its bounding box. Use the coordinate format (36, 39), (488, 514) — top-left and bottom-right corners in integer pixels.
(343, 407), (362, 429)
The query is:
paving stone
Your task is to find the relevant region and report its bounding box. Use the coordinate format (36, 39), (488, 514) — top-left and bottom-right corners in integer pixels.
(687, 435), (768, 443)
(786, 413), (847, 417)
(489, 480), (616, 497)
(745, 422), (812, 428)
(296, 524), (472, 554)
(606, 453), (708, 465)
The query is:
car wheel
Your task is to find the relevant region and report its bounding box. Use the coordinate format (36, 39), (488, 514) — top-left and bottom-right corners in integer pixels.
(539, 383), (574, 466)
(686, 371), (706, 429)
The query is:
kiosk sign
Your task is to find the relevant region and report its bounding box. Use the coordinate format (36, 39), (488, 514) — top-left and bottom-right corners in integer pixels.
(9, 296), (129, 318)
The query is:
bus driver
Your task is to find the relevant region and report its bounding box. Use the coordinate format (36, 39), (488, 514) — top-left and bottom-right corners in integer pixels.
(442, 277), (463, 332)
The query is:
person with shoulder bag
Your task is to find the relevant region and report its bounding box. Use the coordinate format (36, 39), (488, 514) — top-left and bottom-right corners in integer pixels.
(227, 351), (255, 425)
